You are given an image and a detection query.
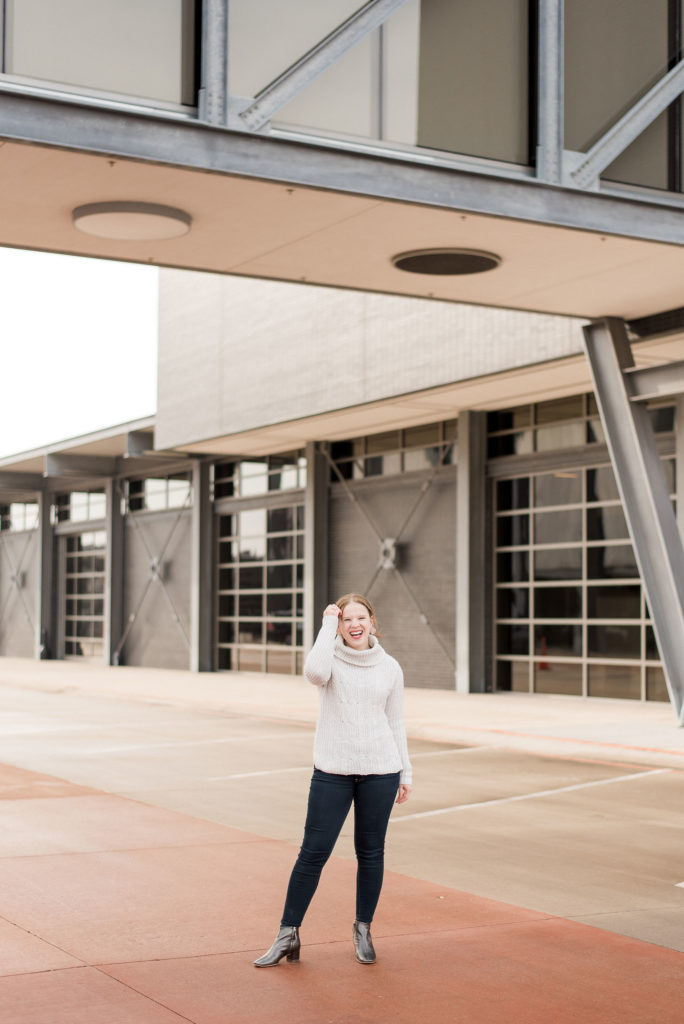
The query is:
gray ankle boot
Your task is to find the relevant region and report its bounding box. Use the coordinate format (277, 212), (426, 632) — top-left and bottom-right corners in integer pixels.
(353, 921), (376, 964)
(253, 925), (301, 967)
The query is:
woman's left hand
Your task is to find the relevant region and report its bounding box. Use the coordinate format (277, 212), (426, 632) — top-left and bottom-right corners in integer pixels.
(396, 784), (412, 804)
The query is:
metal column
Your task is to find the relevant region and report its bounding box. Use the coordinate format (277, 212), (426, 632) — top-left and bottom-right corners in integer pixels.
(34, 490), (54, 660)
(536, 0), (564, 184)
(455, 411), (487, 693)
(583, 318), (684, 722)
(199, 0), (229, 125)
(304, 442), (329, 654)
(190, 460), (214, 671)
(104, 480), (125, 665)
(677, 395), (684, 544)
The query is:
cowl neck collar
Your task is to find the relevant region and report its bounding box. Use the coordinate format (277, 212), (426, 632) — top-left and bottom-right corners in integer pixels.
(334, 633), (385, 667)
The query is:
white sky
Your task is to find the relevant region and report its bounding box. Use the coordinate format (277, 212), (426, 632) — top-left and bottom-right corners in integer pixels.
(0, 247), (158, 459)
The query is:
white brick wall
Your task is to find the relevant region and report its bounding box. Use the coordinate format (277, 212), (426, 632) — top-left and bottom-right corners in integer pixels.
(156, 270), (584, 449)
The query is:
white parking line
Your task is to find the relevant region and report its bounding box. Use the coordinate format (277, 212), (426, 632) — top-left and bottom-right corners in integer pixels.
(71, 731), (307, 754)
(207, 766), (313, 781)
(207, 747), (488, 781)
(410, 746), (488, 758)
(391, 768), (671, 822)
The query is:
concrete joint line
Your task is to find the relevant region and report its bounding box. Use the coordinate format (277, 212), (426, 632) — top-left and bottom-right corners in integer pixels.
(391, 768), (672, 822)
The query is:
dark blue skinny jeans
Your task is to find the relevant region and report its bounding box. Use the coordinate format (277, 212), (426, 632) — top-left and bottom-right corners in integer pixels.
(281, 768), (400, 927)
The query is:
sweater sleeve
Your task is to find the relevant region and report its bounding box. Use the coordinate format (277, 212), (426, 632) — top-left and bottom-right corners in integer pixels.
(385, 664), (413, 785)
(303, 614), (339, 687)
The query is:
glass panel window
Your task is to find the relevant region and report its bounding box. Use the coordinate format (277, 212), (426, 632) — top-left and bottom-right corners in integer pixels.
(496, 588), (529, 619)
(63, 528), (106, 660)
(586, 466), (619, 503)
(497, 515), (529, 547)
(216, 501), (304, 674)
(494, 453), (665, 703)
(488, 432), (533, 458)
(497, 551), (529, 583)
(267, 594), (293, 616)
(496, 478), (529, 511)
(588, 665), (641, 700)
(645, 626), (660, 661)
(488, 407), (532, 431)
(534, 548), (582, 581)
(534, 509), (581, 545)
(587, 506), (629, 541)
(534, 625), (581, 657)
(239, 594), (263, 617)
(586, 419), (605, 444)
(497, 624), (529, 656)
(534, 663), (582, 696)
(536, 423), (585, 451)
(587, 586), (640, 619)
(266, 622), (293, 645)
(534, 587), (581, 619)
(239, 567), (263, 589)
(496, 661), (529, 692)
(267, 564), (293, 588)
(267, 507), (293, 532)
(588, 625), (640, 659)
(238, 621), (263, 644)
(587, 545), (638, 579)
(646, 667), (669, 702)
(534, 472), (582, 507)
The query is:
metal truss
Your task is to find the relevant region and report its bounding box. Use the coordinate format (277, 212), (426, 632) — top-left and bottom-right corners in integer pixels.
(112, 485), (192, 665)
(322, 445), (455, 668)
(228, 0), (684, 196)
(0, 531), (36, 641)
(583, 318), (684, 722)
(238, 0), (411, 131)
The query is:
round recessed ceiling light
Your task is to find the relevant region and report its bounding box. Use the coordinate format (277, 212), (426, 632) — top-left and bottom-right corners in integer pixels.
(72, 201), (192, 241)
(392, 248), (501, 275)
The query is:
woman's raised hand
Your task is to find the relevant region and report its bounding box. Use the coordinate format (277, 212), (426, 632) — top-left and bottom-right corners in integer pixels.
(323, 604), (342, 618)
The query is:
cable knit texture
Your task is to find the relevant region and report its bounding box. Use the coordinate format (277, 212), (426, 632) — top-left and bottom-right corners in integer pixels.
(304, 615), (412, 784)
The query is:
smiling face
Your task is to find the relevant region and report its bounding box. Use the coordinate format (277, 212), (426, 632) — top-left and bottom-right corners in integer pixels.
(338, 601), (374, 650)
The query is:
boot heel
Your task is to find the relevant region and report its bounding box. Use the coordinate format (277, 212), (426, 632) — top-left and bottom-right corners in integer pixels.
(254, 926), (300, 967)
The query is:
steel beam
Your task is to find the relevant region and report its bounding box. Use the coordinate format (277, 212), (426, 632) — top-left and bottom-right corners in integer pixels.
(0, 473), (45, 493)
(239, 0), (411, 131)
(677, 396), (684, 544)
(572, 58), (684, 189)
(44, 454), (117, 478)
(455, 411), (487, 693)
(198, 0), (229, 126)
(626, 360), (684, 402)
(189, 460), (213, 671)
(583, 318), (684, 722)
(304, 443), (330, 654)
(536, 0), (564, 184)
(1, 92), (684, 246)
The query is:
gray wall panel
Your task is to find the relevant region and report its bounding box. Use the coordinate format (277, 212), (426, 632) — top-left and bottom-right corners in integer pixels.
(328, 471), (456, 689)
(121, 509), (192, 669)
(0, 531), (39, 657)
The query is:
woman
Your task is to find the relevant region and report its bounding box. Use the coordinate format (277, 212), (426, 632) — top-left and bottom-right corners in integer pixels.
(254, 593), (412, 967)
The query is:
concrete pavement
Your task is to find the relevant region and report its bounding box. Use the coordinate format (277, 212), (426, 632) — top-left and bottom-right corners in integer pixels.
(1, 657), (684, 1022)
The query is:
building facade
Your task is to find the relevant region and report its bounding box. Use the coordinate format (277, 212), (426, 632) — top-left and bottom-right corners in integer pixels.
(1, 1), (684, 715)
(1, 274), (682, 708)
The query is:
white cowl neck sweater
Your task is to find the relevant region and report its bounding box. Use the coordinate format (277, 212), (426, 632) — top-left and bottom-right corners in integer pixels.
(304, 615), (412, 784)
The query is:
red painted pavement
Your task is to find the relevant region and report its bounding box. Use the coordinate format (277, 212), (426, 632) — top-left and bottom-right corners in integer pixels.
(0, 762), (681, 1024)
